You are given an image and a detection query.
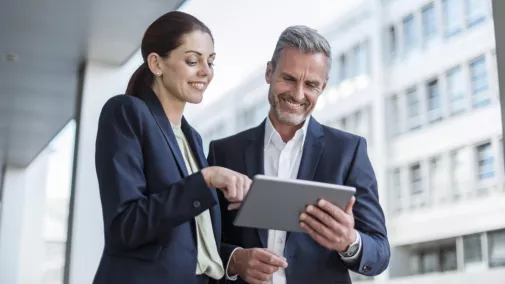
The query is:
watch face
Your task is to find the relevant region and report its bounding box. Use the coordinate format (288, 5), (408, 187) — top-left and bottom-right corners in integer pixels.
(347, 243), (359, 256)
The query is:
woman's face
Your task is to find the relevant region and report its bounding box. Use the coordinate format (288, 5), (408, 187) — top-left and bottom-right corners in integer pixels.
(151, 30), (215, 104)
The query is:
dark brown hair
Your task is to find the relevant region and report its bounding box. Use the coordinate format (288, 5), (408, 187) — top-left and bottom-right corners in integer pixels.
(126, 11), (213, 96)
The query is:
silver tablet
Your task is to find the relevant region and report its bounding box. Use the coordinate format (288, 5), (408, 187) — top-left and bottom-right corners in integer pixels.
(233, 175), (356, 232)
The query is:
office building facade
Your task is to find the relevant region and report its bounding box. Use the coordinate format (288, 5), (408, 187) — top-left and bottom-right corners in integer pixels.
(189, 0), (505, 283)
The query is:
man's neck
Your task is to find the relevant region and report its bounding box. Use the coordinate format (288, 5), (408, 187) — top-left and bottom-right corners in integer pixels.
(268, 113), (304, 143)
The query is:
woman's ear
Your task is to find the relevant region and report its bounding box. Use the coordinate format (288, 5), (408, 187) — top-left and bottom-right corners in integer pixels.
(146, 53), (163, 76)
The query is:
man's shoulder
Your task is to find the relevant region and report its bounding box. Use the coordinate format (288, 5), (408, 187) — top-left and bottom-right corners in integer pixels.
(211, 126), (258, 148)
(319, 123), (363, 144)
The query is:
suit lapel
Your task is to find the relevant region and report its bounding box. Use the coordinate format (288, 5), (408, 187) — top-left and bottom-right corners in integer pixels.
(140, 87), (188, 177)
(244, 121), (268, 247)
(296, 117), (325, 181)
(287, 117), (324, 241)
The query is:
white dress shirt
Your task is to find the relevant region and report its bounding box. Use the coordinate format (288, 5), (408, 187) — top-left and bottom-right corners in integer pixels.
(226, 116), (362, 283)
(263, 116), (309, 284)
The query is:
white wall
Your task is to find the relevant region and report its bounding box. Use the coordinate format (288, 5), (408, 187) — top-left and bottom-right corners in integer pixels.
(0, 150), (49, 284)
(66, 52), (142, 284)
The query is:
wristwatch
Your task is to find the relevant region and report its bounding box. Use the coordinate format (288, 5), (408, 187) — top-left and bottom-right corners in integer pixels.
(339, 232), (361, 258)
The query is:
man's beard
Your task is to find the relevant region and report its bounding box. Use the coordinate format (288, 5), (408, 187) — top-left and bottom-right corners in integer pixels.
(268, 91), (310, 126)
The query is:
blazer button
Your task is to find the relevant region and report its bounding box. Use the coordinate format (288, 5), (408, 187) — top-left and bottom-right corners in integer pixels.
(193, 200), (201, 208)
(362, 264), (372, 272)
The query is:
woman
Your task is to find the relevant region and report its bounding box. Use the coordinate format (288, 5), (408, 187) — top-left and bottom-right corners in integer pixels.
(93, 11), (250, 284)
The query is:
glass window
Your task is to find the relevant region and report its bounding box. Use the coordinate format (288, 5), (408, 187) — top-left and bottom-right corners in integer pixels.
(410, 163), (423, 195)
(422, 251), (439, 273)
(463, 234), (482, 264)
(451, 148), (471, 198)
(488, 229), (505, 267)
(388, 95), (401, 136)
(338, 54), (348, 83)
(430, 157), (445, 200)
(403, 14), (416, 53)
(476, 142), (494, 180)
(392, 168), (402, 212)
(388, 25), (397, 60)
(354, 41), (369, 76)
(465, 0), (487, 28)
(443, 0), (463, 38)
(440, 246), (458, 272)
(406, 87), (421, 130)
(447, 66), (466, 115)
(427, 79), (442, 122)
(470, 56), (490, 108)
(422, 3), (437, 40)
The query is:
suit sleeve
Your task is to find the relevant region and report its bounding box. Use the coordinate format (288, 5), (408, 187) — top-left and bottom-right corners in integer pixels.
(344, 137), (390, 276)
(95, 96), (217, 251)
(207, 141), (241, 270)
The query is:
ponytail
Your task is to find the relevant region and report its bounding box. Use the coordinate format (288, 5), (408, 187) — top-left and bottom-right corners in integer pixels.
(125, 63), (154, 97)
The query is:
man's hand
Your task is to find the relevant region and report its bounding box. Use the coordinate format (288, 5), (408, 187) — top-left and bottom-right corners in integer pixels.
(228, 248), (288, 284)
(299, 196), (356, 252)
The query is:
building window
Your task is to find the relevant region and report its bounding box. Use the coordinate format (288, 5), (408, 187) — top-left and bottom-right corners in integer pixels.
(430, 157), (444, 201)
(451, 148), (470, 198)
(422, 3), (437, 41)
(470, 56), (490, 108)
(440, 246), (458, 272)
(488, 229), (505, 268)
(447, 66), (466, 115)
(406, 87), (421, 130)
(410, 163), (422, 195)
(392, 168), (402, 212)
(463, 234), (483, 264)
(443, 0), (463, 38)
(388, 95), (401, 136)
(465, 0), (487, 28)
(427, 79), (442, 123)
(476, 142), (494, 180)
(388, 25), (397, 60)
(338, 54), (348, 83)
(403, 14), (416, 53)
(352, 41), (369, 77)
(411, 245), (458, 275)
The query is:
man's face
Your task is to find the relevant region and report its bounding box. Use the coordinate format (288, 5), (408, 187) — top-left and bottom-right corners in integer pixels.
(266, 47), (328, 126)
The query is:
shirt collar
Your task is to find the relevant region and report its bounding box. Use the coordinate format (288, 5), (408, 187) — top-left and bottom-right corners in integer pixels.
(264, 115), (310, 151)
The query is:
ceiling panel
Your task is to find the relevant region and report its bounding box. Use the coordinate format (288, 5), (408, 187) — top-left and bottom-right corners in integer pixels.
(0, 0), (187, 167)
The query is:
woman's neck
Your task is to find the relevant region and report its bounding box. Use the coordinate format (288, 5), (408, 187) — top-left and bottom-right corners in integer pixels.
(151, 82), (185, 125)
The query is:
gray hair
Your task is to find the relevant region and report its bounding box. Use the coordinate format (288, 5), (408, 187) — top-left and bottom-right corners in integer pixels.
(270, 25), (332, 74)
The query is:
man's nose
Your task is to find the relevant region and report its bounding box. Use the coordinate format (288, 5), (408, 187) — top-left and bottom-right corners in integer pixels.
(293, 83), (305, 101)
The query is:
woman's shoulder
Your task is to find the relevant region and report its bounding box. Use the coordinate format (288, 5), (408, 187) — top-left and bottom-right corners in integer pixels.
(100, 94), (152, 118)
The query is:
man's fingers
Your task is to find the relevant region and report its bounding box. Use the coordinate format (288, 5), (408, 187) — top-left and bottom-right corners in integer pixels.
(344, 196), (355, 215)
(227, 202), (241, 210)
(254, 249), (288, 268)
(317, 199), (349, 223)
(235, 175), (244, 201)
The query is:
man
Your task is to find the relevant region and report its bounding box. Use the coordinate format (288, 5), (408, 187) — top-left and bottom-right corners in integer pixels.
(207, 26), (390, 284)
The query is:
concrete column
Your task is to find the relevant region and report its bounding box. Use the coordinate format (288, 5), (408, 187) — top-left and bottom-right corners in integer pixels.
(370, 0), (388, 282)
(64, 53), (142, 284)
(0, 150), (49, 284)
(492, 0), (505, 164)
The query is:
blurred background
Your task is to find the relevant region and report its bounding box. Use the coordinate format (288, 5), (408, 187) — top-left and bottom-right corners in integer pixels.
(0, 0), (504, 283)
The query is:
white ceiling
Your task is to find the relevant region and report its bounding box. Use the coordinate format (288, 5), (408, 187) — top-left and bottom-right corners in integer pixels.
(0, 0), (186, 167)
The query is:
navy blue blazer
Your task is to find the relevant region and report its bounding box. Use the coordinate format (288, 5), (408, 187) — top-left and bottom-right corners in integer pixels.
(207, 117), (390, 284)
(93, 86), (221, 284)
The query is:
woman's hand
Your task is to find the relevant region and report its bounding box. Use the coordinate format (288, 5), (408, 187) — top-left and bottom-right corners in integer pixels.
(201, 166), (252, 210)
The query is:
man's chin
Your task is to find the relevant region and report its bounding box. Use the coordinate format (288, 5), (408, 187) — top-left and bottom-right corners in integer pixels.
(277, 112), (307, 126)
